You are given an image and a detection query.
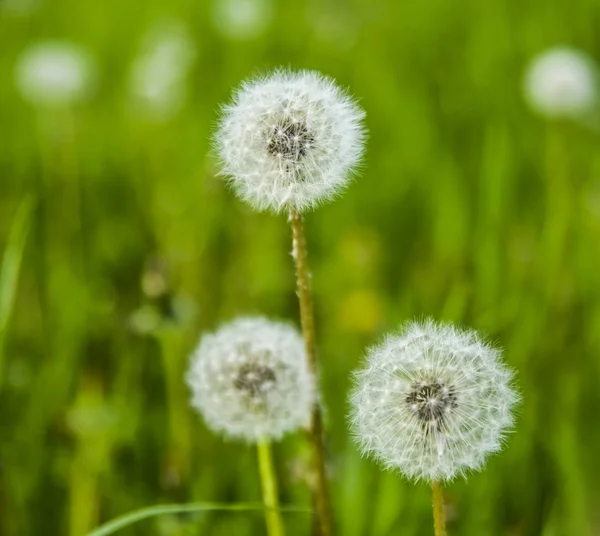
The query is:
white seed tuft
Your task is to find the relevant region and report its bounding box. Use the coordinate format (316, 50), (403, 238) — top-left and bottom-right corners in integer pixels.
(15, 40), (95, 107)
(214, 69), (366, 213)
(524, 47), (598, 119)
(187, 317), (314, 442)
(349, 319), (519, 482)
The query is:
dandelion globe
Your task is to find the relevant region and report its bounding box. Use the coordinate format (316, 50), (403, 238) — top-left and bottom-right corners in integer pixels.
(524, 47), (598, 119)
(214, 69), (366, 213)
(187, 317), (315, 442)
(15, 40), (95, 107)
(350, 319), (518, 482)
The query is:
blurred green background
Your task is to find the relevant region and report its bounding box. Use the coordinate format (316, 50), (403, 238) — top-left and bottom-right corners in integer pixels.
(1, 0), (600, 534)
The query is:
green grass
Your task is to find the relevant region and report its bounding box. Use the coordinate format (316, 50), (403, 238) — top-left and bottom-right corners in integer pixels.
(1, 0), (600, 534)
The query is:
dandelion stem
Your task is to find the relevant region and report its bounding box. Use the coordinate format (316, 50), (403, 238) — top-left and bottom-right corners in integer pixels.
(257, 440), (285, 536)
(431, 480), (447, 536)
(289, 208), (333, 536)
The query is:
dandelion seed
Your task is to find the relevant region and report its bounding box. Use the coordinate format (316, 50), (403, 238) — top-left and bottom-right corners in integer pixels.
(524, 46), (598, 119)
(214, 69), (366, 213)
(349, 319), (518, 482)
(187, 317), (314, 442)
(15, 40), (95, 107)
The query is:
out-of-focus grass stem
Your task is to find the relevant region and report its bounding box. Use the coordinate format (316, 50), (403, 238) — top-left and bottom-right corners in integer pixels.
(0, 195), (34, 389)
(157, 330), (191, 487)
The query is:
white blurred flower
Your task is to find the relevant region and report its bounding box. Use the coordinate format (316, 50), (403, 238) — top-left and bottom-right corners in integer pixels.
(187, 317), (314, 442)
(350, 320), (518, 482)
(211, 0), (273, 40)
(129, 20), (196, 121)
(524, 47), (598, 119)
(15, 41), (95, 107)
(214, 69), (366, 213)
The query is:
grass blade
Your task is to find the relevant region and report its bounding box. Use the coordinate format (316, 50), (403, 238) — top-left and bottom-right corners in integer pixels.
(0, 195), (34, 388)
(87, 502), (310, 536)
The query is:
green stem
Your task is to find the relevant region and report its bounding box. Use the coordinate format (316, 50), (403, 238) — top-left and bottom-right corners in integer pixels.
(432, 480), (447, 536)
(157, 332), (191, 486)
(0, 195), (34, 390)
(257, 440), (285, 536)
(289, 209), (333, 536)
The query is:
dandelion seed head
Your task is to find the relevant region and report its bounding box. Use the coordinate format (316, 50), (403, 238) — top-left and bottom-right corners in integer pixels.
(214, 69), (366, 213)
(187, 317), (314, 442)
(524, 47), (598, 118)
(349, 319), (518, 482)
(15, 41), (95, 107)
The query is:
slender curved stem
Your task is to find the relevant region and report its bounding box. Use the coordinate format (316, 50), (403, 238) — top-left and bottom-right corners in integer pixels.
(431, 480), (447, 536)
(289, 209), (333, 536)
(87, 502), (308, 536)
(257, 440), (285, 536)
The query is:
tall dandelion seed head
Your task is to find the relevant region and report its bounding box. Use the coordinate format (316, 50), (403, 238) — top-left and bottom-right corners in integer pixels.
(214, 69), (366, 213)
(350, 320), (518, 482)
(15, 40), (95, 107)
(524, 47), (598, 119)
(187, 317), (315, 442)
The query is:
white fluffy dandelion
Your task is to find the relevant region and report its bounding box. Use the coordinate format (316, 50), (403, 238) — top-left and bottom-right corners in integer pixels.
(15, 40), (95, 107)
(524, 46), (598, 119)
(214, 69), (366, 213)
(187, 317), (314, 442)
(350, 320), (518, 482)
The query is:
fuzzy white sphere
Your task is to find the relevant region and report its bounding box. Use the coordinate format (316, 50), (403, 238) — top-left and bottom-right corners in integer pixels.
(15, 41), (95, 107)
(214, 69), (366, 213)
(350, 320), (518, 482)
(187, 317), (314, 442)
(524, 47), (598, 118)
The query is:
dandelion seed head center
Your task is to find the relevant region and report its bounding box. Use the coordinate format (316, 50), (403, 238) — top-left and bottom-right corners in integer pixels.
(405, 380), (458, 423)
(234, 362), (276, 398)
(266, 118), (314, 161)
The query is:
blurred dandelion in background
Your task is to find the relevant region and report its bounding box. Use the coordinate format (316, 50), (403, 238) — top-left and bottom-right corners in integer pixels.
(187, 317), (315, 442)
(214, 69), (366, 213)
(15, 40), (96, 108)
(211, 0), (273, 40)
(350, 319), (518, 482)
(524, 46), (598, 120)
(128, 19), (196, 122)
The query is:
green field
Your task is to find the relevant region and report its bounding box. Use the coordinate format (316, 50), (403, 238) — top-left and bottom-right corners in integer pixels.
(1, 0), (600, 534)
